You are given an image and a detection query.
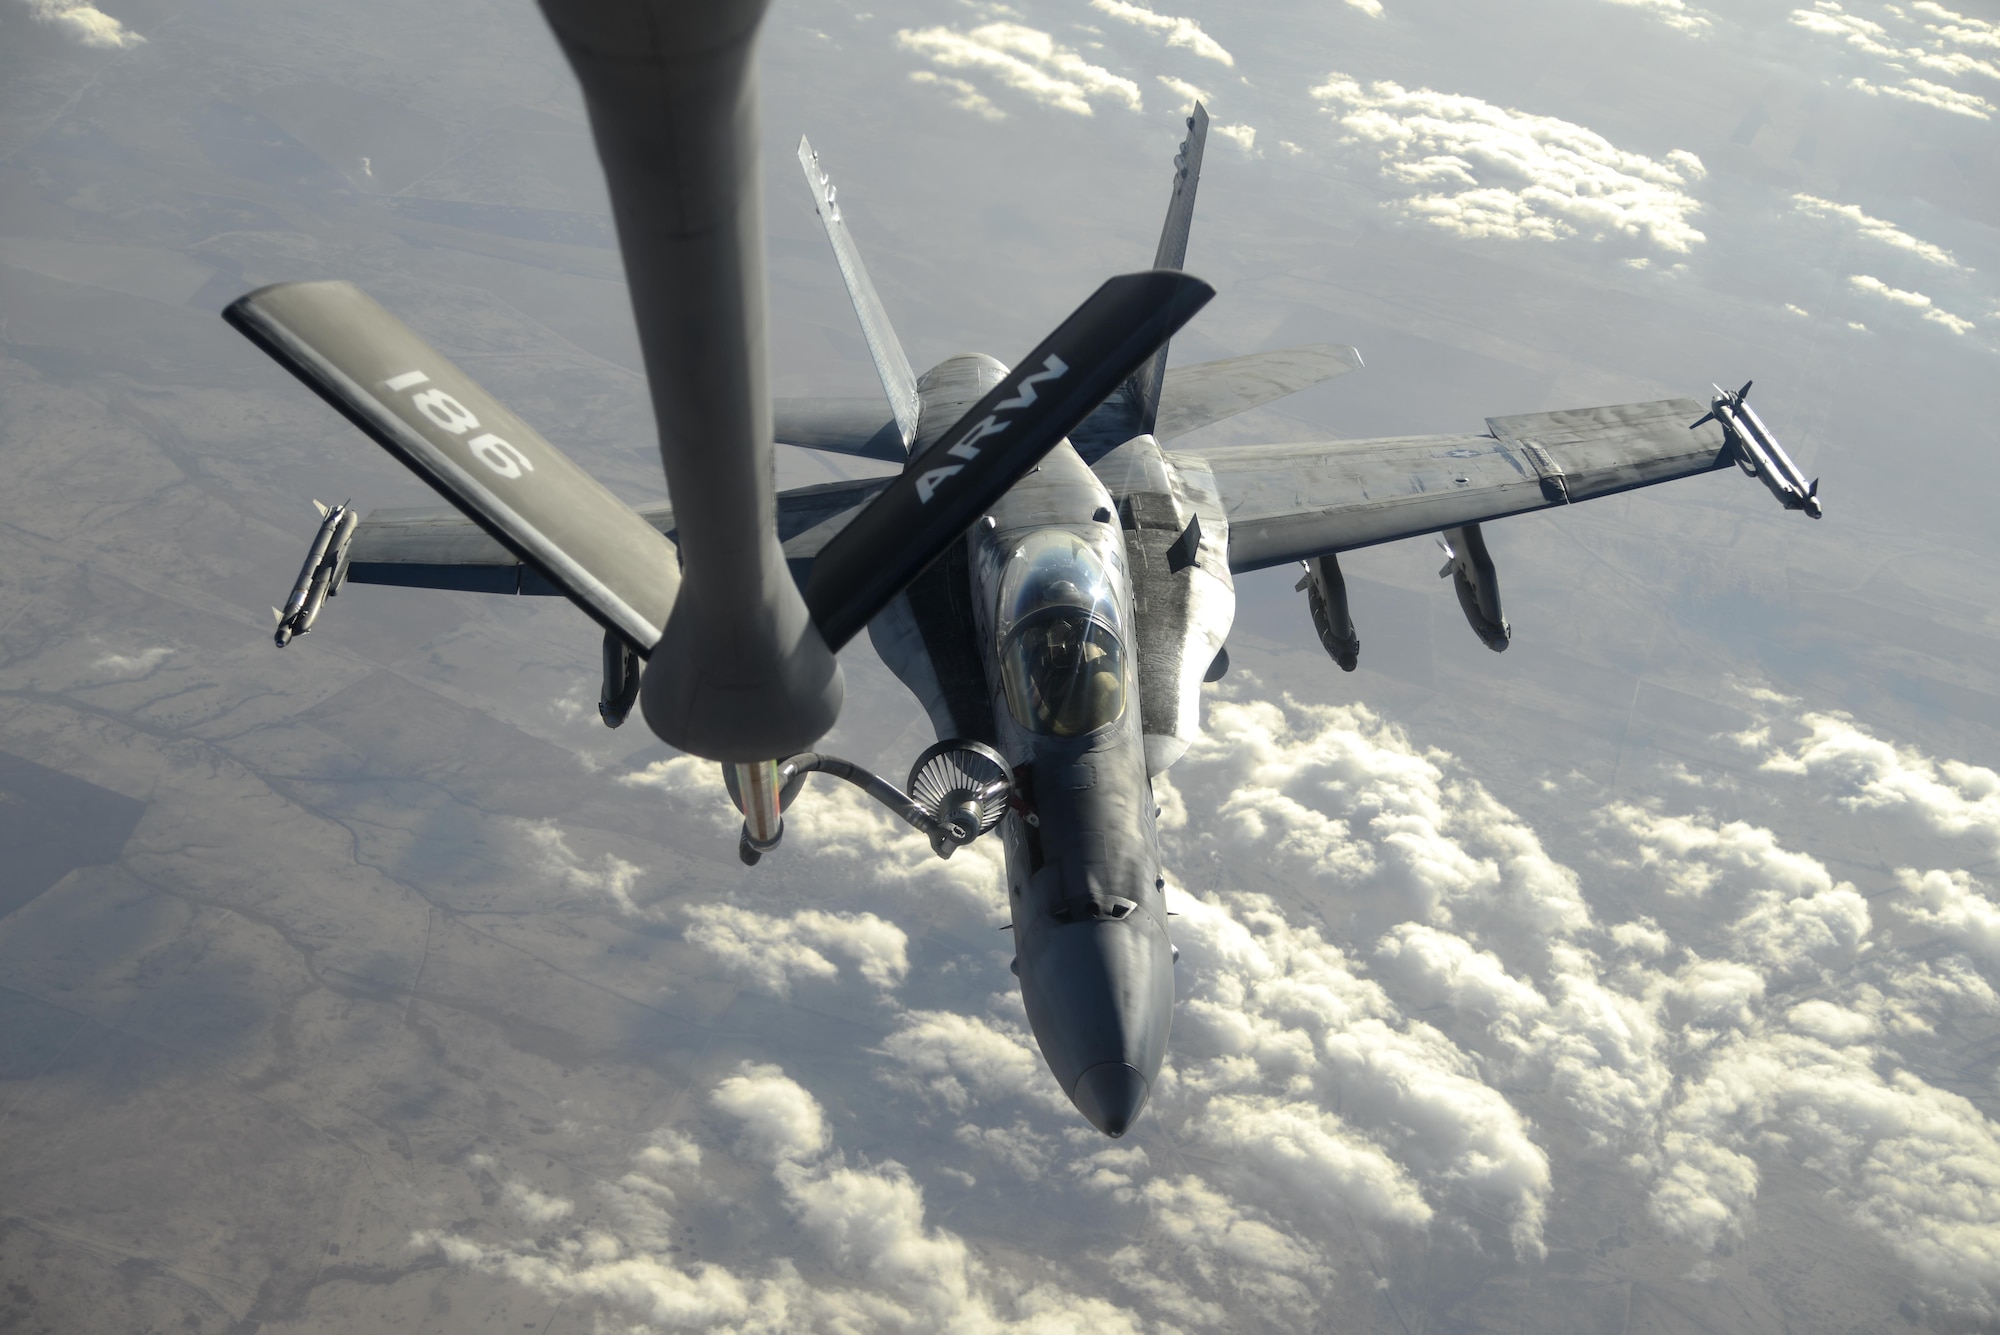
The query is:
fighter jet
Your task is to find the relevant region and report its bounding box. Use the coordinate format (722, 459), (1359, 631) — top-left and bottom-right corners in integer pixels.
(230, 0), (1819, 1138)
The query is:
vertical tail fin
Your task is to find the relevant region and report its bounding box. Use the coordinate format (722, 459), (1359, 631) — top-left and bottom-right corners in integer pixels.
(1129, 103), (1208, 437)
(799, 137), (921, 456)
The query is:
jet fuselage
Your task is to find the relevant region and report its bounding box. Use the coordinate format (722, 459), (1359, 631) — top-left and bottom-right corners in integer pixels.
(869, 353), (1236, 1136)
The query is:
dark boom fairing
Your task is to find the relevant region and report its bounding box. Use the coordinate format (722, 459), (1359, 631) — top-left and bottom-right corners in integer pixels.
(225, 0), (1820, 1137)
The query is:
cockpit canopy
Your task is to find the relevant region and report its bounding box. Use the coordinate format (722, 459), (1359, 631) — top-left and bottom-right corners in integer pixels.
(996, 533), (1127, 738)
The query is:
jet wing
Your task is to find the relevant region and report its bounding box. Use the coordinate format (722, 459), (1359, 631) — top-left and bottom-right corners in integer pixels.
(343, 476), (892, 595)
(1197, 397), (1731, 574)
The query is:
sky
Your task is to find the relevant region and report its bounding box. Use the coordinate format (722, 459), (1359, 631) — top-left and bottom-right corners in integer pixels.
(2, 0), (1999, 1330)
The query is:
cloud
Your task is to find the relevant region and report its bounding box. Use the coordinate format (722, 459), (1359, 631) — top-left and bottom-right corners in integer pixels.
(1166, 694), (2000, 1306)
(503, 1182), (574, 1225)
(1727, 877), (1871, 979)
(1309, 74), (1707, 253)
(1125, 1174), (1324, 1317)
(1914, 1), (2000, 51)
(1373, 922), (1548, 1026)
(1849, 74), (1994, 117)
(1791, 2), (1999, 118)
(1344, 0), (1386, 16)
(909, 71), (1005, 121)
(1793, 194), (1961, 268)
(92, 645), (171, 676)
(1599, 802), (1872, 977)
(519, 820), (647, 914)
(711, 1062), (828, 1164)
(1600, 0), (1712, 35)
(1600, 801), (1855, 901)
(23, 0), (143, 47)
(1791, 1), (1903, 56)
(1183, 697), (1593, 939)
(1651, 1029), (2000, 1310)
(1212, 122), (1257, 153)
(1849, 274), (1977, 332)
(685, 905), (910, 994)
(952, 1120), (1056, 1181)
(1166, 880), (1554, 1257)
(1787, 998), (1879, 1043)
(1186, 1092), (1440, 1232)
(1895, 868), (2000, 962)
(877, 1007), (1066, 1112)
(424, 1065), (1157, 1332)
(1796, 0), (2000, 77)
(896, 23), (1143, 117)
(456, 689), (2000, 1324)
(1089, 0), (1233, 66)
(1156, 73), (1209, 111)
(1754, 710), (2000, 843)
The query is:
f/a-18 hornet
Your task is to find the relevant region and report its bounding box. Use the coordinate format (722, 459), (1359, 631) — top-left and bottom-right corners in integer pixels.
(228, 0), (1820, 1139)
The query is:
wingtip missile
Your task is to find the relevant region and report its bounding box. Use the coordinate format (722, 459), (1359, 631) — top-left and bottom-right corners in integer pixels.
(1694, 380), (1821, 519)
(274, 501), (360, 647)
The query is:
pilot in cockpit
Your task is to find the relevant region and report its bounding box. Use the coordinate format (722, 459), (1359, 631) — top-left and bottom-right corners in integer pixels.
(999, 543), (1128, 739)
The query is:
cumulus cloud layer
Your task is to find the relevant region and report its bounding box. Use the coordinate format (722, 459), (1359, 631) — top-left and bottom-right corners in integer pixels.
(23, 0), (143, 47)
(687, 905), (909, 994)
(1309, 74), (1708, 253)
(1847, 273), (1978, 333)
(1089, 0), (1233, 66)
(521, 820), (646, 914)
(1793, 193), (1962, 270)
(1792, 0), (1999, 118)
(419, 1064), (1152, 1332)
(1751, 709), (2000, 842)
(896, 23), (1142, 118)
(1601, 0), (1712, 35)
(429, 691), (2000, 1328)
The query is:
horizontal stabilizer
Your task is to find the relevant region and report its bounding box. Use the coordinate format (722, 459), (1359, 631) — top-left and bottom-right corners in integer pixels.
(1072, 343), (1362, 457)
(340, 476), (896, 596)
(774, 398), (906, 462)
(805, 269), (1215, 650)
(1156, 344), (1363, 439)
(225, 281), (681, 651)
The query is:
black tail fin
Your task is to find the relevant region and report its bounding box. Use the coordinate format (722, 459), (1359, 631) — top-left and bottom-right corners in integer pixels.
(1129, 103), (1208, 436)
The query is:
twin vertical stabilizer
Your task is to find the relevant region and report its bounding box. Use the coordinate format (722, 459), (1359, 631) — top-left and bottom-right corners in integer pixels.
(799, 137), (921, 456)
(1128, 103), (1208, 437)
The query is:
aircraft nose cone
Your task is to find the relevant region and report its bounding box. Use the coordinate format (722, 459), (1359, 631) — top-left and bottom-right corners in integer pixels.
(1072, 1061), (1150, 1138)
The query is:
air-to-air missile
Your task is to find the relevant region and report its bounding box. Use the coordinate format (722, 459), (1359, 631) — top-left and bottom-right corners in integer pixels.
(273, 500), (357, 646)
(1693, 381), (1822, 519)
